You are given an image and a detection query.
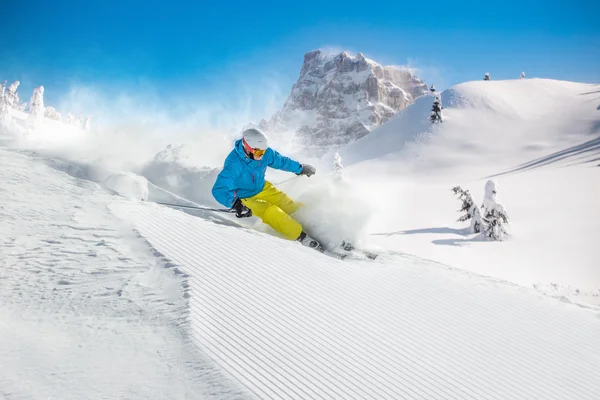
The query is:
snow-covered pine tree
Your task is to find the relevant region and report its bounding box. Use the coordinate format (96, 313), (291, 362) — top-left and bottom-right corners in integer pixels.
(430, 95), (443, 123)
(66, 113), (74, 124)
(429, 84), (435, 93)
(484, 72), (491, 81)
(481, 180), (509, 240)
(520, 71), (526, 79)
(0, 81), (6, 116)
(452, 186), (484, 233)
(44, 106), (61, 121)
(28, 86), (45, 127)
(5, 81), (20, 108)
(83, 116), (91, 131)
(333, 152), (344, 181)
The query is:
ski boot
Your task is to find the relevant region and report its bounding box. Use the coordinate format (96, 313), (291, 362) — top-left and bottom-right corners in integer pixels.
(297, 231), (324, 252)
(340, 240), (355, 251)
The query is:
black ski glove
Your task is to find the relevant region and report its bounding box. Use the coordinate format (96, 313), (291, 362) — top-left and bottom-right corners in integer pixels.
(232, 198), (252, 218)
(298, 164), (316, 177)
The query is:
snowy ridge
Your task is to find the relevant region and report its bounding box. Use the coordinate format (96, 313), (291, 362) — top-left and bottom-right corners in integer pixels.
(112, 201), (600, 400)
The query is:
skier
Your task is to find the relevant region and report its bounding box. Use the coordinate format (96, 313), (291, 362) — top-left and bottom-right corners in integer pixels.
(212, 128), (322, 250)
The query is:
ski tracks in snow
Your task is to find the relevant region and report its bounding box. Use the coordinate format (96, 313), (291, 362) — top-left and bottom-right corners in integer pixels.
(0, 150), (250, 400)
(113, 201), (600, 400)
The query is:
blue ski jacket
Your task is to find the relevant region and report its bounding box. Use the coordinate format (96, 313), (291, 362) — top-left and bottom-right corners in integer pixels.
(212, 139), (303, 208)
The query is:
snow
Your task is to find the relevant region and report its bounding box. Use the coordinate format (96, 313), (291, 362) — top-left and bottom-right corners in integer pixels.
(0, 150), (249, 399)
(336, 78), (600, 302)
(103, 171), (150, 200)
(361, 166), (600, 298)
(1, 76), (599, 398)
(110, 199), (600, 400)
(342, 79), (599, 173)
(292, 178), (375, 250)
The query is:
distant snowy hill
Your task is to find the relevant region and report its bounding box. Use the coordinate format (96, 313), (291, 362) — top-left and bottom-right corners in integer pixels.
(258, 50), (429, 154)
(341, 78), (599, 173)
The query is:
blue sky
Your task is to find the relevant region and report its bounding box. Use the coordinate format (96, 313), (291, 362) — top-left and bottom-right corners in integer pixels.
(2, 0), (599, 121)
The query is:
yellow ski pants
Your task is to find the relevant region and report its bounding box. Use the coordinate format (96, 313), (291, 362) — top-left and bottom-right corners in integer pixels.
(241, 181), (303, 240)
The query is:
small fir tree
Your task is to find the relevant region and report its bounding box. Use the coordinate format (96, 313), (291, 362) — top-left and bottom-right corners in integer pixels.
(429, 84), (436, 93)
(520, 71), (526, 79)
(484, 72), (491, 81)
(430, 96), (443, 124)
(28, 86), (45, 127)
(333, 152), (344, 181)
(481, 180), (509, 240)
(452, 186), (484, 233)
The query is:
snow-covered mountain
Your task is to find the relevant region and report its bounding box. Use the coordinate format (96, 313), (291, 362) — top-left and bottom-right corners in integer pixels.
(258, 50), (429, 153)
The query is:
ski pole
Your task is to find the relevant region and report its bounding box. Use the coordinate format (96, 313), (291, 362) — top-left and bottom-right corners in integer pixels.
(274, 175), (300, 186)
(154, 201), (235, 213)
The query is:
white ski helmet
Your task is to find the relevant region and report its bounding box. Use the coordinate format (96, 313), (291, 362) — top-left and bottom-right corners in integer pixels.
(242, 128), (269, 150)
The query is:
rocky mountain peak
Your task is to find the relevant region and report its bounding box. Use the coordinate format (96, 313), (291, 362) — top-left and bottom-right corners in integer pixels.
(261, 50), (429, 154)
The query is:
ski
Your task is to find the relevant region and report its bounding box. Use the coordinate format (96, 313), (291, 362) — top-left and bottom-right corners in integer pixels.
(323, 250), (349, 260)
(339, 241), (379, 260)
(315, 242), (379, 261)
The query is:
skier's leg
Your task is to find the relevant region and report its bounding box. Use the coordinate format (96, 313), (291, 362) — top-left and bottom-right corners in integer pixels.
(256, 181), (302, 215)
(242, 196), (303, 241)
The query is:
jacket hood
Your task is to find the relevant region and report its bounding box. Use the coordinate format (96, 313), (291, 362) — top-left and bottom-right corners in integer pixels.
(234, 139), (250, 161)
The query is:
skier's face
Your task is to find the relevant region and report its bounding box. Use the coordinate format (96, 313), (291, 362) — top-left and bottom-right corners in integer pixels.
(242, 138), (266, 160)
(252, 148), (266, 160)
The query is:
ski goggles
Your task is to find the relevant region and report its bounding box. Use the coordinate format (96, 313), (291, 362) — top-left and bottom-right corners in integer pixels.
(242, 139), (266, 158)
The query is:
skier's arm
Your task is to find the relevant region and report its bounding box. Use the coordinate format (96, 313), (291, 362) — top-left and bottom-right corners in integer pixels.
(267, 149), (303, 174)
(211, 162), (239, 208)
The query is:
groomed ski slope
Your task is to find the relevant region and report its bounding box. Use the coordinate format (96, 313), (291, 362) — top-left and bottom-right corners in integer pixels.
(0, 150), (250, 399)
(112, 200), (600, 400)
